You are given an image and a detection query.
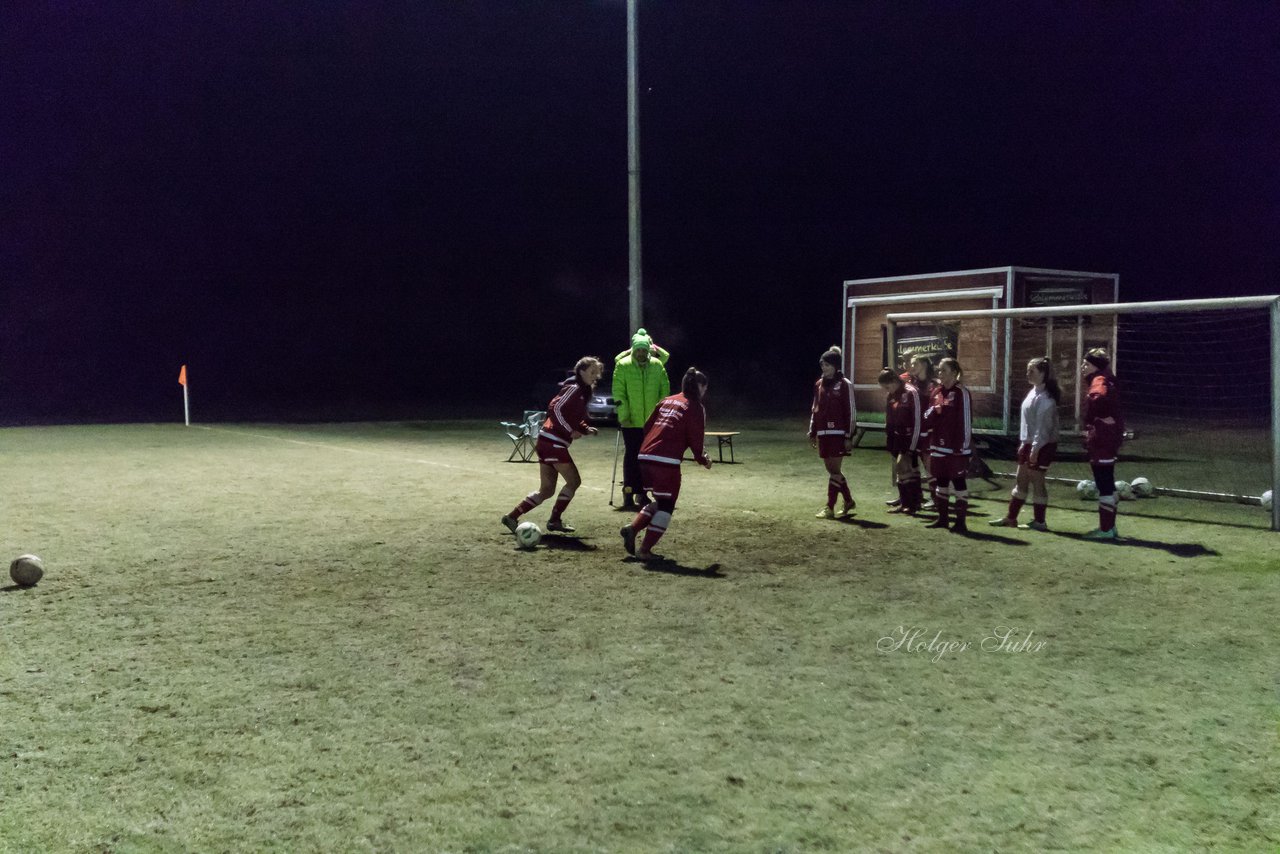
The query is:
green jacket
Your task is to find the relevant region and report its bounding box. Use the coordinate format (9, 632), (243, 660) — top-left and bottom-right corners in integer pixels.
(612, 345), (671, 428)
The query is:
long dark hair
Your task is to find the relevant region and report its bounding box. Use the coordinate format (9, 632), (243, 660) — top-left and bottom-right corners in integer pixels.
(910, 355), (935, 382)
(1028, 357), (1061, 403)
(682, 367), (709, 402)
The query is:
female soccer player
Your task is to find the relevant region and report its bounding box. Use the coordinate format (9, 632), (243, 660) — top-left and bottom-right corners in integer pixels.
(907, 355), (939, 510)
(990, 357), (1061, 530)
(878, 368), (923, 513)
(619, 367), (713, 561)
(1081, 348), (1124, 540)
(808, 346), (857, 519)
(922, 357), (972, 534)
(502, 356), (603, 535)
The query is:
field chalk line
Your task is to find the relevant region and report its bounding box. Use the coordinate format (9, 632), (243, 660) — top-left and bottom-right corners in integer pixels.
(193, 425), (610, 493)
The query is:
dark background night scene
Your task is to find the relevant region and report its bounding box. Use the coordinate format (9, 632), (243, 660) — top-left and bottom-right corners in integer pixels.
(4, 2), (1278, 425)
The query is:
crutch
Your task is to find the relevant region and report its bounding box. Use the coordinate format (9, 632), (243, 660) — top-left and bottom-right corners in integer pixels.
(609, 428), (622, 506)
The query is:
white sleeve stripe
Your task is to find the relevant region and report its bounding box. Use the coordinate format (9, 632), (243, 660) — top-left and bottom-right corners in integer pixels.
(910, 388), (921, 448)
(845, 378), (855, 436)
(551, 389), (573, 433)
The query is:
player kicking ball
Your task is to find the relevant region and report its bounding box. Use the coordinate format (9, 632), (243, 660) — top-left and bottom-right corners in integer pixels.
(502, 357), (602, 536)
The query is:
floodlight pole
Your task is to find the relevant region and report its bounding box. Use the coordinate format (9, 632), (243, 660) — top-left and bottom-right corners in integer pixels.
(627, 0), (643, 333)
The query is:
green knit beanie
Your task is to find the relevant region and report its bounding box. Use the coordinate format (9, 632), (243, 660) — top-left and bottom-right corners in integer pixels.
(631, 328), (652, 351)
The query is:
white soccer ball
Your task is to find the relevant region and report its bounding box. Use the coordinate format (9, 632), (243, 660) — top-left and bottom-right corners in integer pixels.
(514, 522), (542, 550)
(1115, 480), (1135, 501)
(1076, 480), (1099, 501)
(10, 554), (44, 587)
(1130, 476), (1154, 498)
(1263, 490), (1273, 512)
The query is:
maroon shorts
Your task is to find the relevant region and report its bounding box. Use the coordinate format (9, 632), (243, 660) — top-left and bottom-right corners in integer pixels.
(535, 436), (574, 466)
(816, 435), (850, 458)
(640, 461), (682, 506)
(886, 432), (917, 456)
(1017, 442), (1057, 471)
(929, 453), (969, 481)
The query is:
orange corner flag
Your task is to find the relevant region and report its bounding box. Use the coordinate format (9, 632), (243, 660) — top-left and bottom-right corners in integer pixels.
(178, 364), (188, 386)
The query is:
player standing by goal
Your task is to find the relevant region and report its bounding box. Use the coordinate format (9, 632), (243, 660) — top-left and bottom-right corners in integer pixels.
(990, 357), (1061, 531)
(619, 368), (713, 561)
(502, 357), (603, 535)
(878, 368), (923, 513)
(1081, 348), (1124, 540)
(809, 346), (857, 519)
(907, 355), (939, 511)
(922, 357), (973, 534)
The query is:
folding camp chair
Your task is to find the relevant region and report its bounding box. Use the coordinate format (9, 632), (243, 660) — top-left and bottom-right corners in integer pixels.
(500, 410), (545, 462)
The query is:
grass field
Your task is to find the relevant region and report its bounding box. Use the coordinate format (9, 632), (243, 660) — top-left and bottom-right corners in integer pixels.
(2, 419), (1278, 852)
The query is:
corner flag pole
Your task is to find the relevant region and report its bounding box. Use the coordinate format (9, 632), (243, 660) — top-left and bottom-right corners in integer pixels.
(178, 364), (190, 426)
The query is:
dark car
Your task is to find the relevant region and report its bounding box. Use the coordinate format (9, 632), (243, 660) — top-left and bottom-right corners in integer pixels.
(531, 369), (618, 426)
(585, 378), (618, 426)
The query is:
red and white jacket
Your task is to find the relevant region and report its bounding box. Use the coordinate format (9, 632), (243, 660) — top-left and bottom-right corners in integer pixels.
(1083, 371), (1124, 457)
(638, 393), (708, 467)
(924, 382), (972, 457)
(808, 374), (856, 440)
(540, 379), (592, 447)
(885, 381), (922, 451)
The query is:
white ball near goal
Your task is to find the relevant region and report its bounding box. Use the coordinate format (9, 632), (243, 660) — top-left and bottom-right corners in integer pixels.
(1076, 480), (1099, 501)
(10, 554), (45, 587)
(1130, 476), (1154, 498)
(1263, 490), (1273, 512)
(514, 522), (542, 550)
(1115, 480), (1135, 500)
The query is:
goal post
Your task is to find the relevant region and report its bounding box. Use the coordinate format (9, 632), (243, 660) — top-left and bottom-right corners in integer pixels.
(886, 296), (1280, 532)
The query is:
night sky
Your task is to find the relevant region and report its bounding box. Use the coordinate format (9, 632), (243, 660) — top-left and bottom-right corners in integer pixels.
(5, 2), (1278, 423)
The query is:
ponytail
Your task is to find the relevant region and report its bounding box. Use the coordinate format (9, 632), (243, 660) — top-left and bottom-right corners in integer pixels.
(682, 367), (709, 402)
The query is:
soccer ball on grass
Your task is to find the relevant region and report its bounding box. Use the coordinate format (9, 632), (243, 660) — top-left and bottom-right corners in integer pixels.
(1115, 480), (1135, 501)
(514, 522), (542, 550)
(1076, 480), (1099, 501)
(1263, 490), (1274, 512)
(1130, 477), (1154, 498)
(10, 554), (45, 587)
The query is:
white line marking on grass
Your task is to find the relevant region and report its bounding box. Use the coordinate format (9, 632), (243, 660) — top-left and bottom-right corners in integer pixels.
(192, 425), (608, 493)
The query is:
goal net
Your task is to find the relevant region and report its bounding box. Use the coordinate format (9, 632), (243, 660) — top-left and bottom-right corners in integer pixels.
(886, 297), (1280, 531)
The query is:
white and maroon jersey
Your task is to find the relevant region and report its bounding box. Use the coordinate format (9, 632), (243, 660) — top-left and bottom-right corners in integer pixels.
(809, 374), (855, 439)
(540, 379), (592, 447)
(638, 392), (708, 466)
(924, 382), (972, 457)
(885, 382), (922, 450)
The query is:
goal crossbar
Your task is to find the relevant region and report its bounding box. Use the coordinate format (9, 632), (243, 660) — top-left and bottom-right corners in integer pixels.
(886, 295), (1277, 323)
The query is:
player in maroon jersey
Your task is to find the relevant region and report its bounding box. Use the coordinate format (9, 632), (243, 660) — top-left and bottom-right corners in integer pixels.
(906, 355), (939, 511)
(1081, 348), (1125, 540)
(502, 356), (603, 535)
(619, 367), (713, 561)
(922, 357), (973, 534)
(808, 346), (857, 519)
(878, 368), (923, 513)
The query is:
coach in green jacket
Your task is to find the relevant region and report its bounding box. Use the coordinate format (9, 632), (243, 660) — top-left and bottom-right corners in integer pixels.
(613, 328), (671, 510)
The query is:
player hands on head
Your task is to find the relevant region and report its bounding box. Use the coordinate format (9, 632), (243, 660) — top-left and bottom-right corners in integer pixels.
(1080, 348), (1124, 540)
(620, 367), (711, 562)
(922, 357), (973, 534)
(502, 356), (602, 537)
(878, 367), (923, 515)
(809, 346), (857, 519)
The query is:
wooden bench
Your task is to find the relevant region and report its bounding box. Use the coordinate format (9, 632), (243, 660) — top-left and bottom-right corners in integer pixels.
(705, 431), (741, 464)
